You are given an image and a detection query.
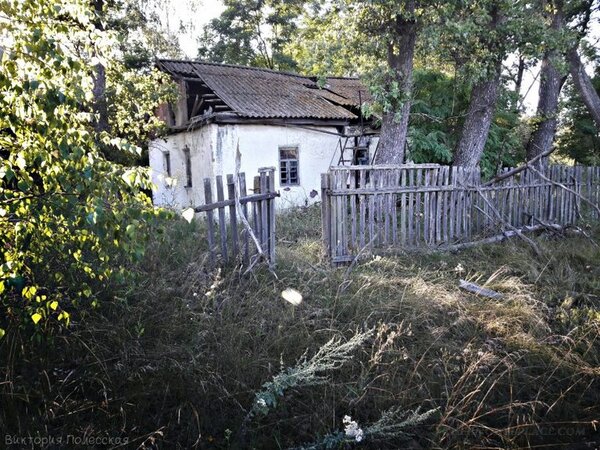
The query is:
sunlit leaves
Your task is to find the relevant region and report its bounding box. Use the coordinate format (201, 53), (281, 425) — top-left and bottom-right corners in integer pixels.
(31, 313), (42, 325)
(0, 0), (160, 334)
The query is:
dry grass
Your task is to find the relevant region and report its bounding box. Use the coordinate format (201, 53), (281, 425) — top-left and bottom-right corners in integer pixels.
(1, 206), (599, 449)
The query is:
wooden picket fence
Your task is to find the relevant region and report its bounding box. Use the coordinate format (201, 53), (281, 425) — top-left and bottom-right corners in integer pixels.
(194, 167), (277, 267)
(321, 164), (600, 264)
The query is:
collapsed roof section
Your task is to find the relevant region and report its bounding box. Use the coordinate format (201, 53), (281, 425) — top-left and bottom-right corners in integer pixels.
(156, 59), (373, 130)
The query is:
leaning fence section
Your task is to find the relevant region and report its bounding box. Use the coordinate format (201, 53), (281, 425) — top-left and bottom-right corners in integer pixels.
(194, 167), (277, 268)
(321, 164), (600, 264)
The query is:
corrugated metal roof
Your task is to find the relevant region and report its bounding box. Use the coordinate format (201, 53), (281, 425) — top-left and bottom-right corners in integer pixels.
(157, 59), (369, 121)
(324, 78), (372, 106)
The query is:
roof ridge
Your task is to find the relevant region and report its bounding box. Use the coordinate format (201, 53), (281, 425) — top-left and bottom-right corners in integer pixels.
(327, 76), (363, 80)
(156, 58), (361, 81)
(156, 58), (314, 80)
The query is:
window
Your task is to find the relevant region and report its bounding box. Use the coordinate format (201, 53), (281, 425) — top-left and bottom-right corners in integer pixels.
(279, 146), (299, 186)
(164, 152), (171, 177)
(183, 146), (192, 187)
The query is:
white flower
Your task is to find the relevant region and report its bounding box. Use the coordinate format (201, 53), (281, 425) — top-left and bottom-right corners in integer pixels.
(256, 398), (267, 408)
(343, 415), (364, 443)
(454, 263), (465, 274)
(281, 288), (303, 306)
(355, 429), (364, 442)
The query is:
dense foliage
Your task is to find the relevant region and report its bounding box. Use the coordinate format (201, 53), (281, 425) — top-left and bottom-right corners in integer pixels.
(197, 0), (310, 71)
(408, 70), (524, 175)
(200, 0), (600, 168)
(94, 0), (179, 165)
(557, 68), (600, 164)
(0, 0), (165, 337)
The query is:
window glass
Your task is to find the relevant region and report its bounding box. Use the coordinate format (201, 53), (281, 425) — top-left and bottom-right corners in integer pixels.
(164, 152), (171, 177)
(183, 147), (192, 187)
(279, 147), (299, 185)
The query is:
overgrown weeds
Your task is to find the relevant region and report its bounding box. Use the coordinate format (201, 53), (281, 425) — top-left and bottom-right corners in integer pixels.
(1, 206), (599, 448)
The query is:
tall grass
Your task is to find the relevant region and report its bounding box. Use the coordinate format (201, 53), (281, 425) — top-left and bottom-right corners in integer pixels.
(1, 205), (599, 448)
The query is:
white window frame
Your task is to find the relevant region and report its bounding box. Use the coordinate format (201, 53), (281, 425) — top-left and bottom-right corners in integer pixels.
(279, 146), (300, 186)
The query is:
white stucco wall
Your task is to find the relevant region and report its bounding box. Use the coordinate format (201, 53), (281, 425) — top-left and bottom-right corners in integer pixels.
(150, 123), (346, 209)
(149, 125), (216, 207)
(213, 124), (340, 208)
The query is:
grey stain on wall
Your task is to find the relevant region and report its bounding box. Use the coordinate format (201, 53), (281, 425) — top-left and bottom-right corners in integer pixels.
(216, 126), (230, 166)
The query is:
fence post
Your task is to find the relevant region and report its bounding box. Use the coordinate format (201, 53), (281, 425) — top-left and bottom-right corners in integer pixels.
(239, 172), (250, 265)
(266, 167), (276, 266)
(258, 167), (272, 265)
(203, 178), (216, 268)
(253, 175), (261, 251)
(216, 175), (228, 264)
(321, 173), (331, 260)
(226, 174), (239, 260)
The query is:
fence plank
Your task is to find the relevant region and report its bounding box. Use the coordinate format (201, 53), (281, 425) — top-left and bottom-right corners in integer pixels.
(204, 178), (216, 268)
(321, 173), (332, 258)
(423, 169), (430, 245)
(216, 175), (228, 263)
(226, 174), (239, 260)
(259, 170), (269, 256)
(350, 170), (357, 250)
(239, 173), (250, 265)
(442, 166), (449, 244)
(407, 169), (413, 242)
(359, 169), (367, 248)
(267, 168), (276, 265)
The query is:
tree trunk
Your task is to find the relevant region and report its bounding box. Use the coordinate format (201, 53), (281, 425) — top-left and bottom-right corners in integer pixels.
(514, 55), (525, 97)
(568, 46), (600, 129)
(92, 0), (109, 135)
(526, 56), (566, 169)
(92, 63), (109, 134)
(526, 6), (566, 169)
(453, 4), (503, 171)
(374, 1), (416, 164)
(453, 69), (501, 170)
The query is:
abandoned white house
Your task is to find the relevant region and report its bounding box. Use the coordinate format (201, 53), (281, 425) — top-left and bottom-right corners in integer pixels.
(149, 59), (378, 209)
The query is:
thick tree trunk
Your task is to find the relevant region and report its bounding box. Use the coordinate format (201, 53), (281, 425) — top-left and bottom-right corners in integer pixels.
(92, 63), (109, 134)
(526, 6), (565, 169)
(568, 47), (600, 129)
(374, 1), (416, 164)
(453, 4), (503, 171)
(453, 69), (501, 170)
(526, 56), (566, 169)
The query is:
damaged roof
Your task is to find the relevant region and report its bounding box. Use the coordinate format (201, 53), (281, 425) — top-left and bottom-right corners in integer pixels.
(156, 59), (370, 121)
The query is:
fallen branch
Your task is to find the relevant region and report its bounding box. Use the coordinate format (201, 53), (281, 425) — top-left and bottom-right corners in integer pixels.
(441, 223), (563, 251)
(469, 184), (543, 257)
(459, 280), (503, 300)
(482, 146), (555, 187)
